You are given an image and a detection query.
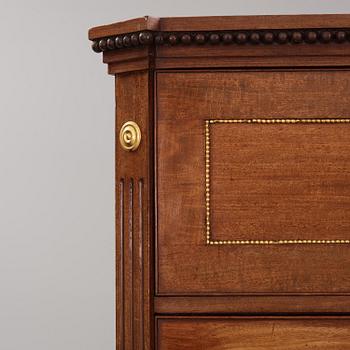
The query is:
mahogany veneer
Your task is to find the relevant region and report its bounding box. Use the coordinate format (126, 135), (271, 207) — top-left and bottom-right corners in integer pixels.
(157, 317), (350, 350)
(89, 14), (350, 350)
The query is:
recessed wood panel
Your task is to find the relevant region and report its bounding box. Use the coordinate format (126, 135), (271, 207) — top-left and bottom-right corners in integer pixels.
(157, 317), (350, 350)
(207, 119), (350, 244)
(156, 70), (350, 295)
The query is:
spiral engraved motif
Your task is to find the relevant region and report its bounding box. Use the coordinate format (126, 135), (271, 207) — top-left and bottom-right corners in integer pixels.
(119, 121), (141, 151)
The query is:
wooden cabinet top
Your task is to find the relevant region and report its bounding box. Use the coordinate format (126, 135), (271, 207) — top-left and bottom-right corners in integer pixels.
(89, 15), (350, 74)
(89, 14), (350, 39)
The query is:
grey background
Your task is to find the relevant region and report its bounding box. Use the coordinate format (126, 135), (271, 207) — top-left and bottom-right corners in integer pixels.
(1, 0), (350, 349)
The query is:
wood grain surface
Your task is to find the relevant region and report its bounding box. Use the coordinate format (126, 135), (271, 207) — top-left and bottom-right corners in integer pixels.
(115, 71), (154, 350)
(90, 15), (350, 73)
(159, 14), (350, 31)
(90, 15), (350, 349)
(89, 14), (350, 39)
(89, 16), (159, 40)
(156, 70), (350, 295)
(209, 119), (350, 243)
(157, 317), (350, 350)
(154, 295), (350, 314)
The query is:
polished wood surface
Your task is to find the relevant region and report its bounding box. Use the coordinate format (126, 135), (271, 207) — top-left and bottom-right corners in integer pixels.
(159, 14), (350, 31)
(89, 16), (159, 40)
(115, 71), (154, 350)
(89, 15), (350, 74)
(210, 120), (350, 243)
(89, 14), (350, 40)
(155, 42), (350, 71)
(154, 295), (350, 314)
(157, 317), (350, 350)
(89, 14), (350, 349)
(156, 70), (350, 295)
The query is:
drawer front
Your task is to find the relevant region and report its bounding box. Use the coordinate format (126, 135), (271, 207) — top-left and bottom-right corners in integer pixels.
(156, 70), (350, 295)
(157, 317), (350, 350)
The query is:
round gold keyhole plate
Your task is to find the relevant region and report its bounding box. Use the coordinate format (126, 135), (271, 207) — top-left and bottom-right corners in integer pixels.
(119, 121), (141, 151)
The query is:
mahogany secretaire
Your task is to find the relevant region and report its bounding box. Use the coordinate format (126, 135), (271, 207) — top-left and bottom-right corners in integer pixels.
(89, 14), (350, 349)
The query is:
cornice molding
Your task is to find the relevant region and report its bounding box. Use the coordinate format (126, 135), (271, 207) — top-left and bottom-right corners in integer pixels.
(91, 28), (350, 53)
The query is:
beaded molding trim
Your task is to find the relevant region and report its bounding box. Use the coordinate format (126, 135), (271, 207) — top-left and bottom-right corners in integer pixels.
(92, 28), (350, 52)
(205, 118), (350, 245)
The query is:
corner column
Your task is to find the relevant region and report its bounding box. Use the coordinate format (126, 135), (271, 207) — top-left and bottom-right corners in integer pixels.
(115, 70), (154, 350)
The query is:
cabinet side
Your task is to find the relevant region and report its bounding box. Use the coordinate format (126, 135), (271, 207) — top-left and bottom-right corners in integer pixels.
(115, 71), (154, 350)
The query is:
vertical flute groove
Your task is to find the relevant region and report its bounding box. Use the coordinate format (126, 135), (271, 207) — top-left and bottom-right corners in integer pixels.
(129, 178), (134, 350)
(119, 179), (125, 349)
(138, 179), (144, 349)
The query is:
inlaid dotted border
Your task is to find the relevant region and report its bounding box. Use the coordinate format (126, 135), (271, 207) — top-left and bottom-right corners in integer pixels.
(205, 118), (350, 245)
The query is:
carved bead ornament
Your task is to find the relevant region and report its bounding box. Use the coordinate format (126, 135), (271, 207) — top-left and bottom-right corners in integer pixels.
(92, 29), (350, 52)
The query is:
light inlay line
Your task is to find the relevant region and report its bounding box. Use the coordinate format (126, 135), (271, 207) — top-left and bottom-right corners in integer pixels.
(205, 118), (350, 245)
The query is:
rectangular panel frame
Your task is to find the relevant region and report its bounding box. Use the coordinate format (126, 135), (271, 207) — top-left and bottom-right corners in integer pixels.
(205, 118), (350, 245)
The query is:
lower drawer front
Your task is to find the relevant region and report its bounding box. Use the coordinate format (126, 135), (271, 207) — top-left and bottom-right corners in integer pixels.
(157, 317), (350, 350)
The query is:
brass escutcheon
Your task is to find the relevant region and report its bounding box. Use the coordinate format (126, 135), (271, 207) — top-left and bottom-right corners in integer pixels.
(119, 121), (141, 151)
